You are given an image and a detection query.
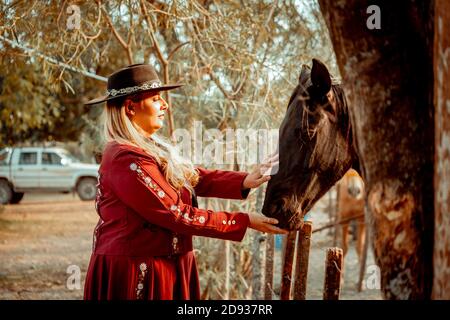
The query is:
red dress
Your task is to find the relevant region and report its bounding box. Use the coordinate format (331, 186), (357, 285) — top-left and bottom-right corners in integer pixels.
(84, 141), (250, 300)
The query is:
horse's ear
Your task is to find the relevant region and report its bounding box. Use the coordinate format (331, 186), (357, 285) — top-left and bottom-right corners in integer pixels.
(299, 64), (310, 83)
(310, 59), (331, 97)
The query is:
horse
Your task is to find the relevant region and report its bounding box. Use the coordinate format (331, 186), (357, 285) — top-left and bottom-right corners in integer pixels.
(336, 169), (366, 264)
(262, 58), (360, 231)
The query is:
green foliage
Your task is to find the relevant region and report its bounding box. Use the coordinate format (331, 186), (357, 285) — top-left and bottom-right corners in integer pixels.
(0, 55), (86, 146)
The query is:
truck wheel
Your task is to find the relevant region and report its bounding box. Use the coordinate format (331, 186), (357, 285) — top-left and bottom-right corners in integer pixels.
(10, 192), (24, 204)
(0, 180), (13, 205)
(76, 178), (97, 201)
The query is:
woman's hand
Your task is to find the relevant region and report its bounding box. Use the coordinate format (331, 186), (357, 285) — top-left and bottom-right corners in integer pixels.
(247, 213), (289, 235)
(242, 153), (279, 189)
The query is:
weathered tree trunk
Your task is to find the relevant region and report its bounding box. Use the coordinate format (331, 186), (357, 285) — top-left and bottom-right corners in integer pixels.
(319, 1), (435, 299)
(432, 0), (450, 299)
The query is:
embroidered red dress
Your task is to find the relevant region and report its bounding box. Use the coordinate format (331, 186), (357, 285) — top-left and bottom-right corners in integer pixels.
(84, 141), (250, 300)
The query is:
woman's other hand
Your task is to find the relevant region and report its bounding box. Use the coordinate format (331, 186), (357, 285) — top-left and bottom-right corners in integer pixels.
(242, 153), (279, 189)
(247, 213), (289, 234)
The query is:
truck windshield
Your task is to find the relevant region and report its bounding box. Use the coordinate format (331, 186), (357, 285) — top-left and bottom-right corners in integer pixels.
(0, 148), (12, 166)
(58, 150), (80, 163)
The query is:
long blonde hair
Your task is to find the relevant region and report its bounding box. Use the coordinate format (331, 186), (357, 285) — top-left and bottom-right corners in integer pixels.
(103, 95), (199, 193)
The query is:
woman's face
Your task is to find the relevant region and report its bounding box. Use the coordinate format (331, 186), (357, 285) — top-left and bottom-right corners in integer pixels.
(125, 91), (168, 136)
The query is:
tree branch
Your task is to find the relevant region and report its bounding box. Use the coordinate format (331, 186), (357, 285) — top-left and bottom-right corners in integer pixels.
(101, 6), (133, 64)
(139, 0), (167, 66)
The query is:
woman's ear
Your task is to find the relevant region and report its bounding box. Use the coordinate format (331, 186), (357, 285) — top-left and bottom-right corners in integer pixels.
(124, 99), (136, 117)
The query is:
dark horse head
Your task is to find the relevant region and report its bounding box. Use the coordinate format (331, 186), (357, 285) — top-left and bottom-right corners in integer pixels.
(262, 59), (360, 230)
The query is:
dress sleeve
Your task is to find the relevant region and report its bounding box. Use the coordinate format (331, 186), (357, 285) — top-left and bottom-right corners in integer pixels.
(194, 167), (250, 200)
(107, 150), (250, 242)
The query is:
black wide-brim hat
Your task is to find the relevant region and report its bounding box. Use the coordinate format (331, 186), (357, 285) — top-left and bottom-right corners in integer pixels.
(84, 64), (183, 105)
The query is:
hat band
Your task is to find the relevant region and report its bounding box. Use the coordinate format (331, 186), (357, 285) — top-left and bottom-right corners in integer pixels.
(106, 80), (162, 97)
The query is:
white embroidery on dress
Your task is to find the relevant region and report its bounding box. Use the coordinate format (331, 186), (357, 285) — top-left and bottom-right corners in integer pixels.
(136, 262), (148, 300)
(131, 162), (208, 227)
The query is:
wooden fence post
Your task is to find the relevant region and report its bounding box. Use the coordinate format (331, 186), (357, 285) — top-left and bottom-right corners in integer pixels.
(323, 247), (343, 300)
(293, 221), (312, 300)
(280, 231), (297, 300)
(264, 233), (275, 300)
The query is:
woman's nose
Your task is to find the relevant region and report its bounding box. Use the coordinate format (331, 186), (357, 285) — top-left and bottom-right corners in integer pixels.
(160, 99), (168, 110)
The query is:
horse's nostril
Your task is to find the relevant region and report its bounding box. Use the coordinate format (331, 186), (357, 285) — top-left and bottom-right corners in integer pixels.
(348, 187), (361, 198)
(270, 205), (277, 215)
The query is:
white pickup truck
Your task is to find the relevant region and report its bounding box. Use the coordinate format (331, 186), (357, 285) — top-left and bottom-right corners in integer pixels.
(0, 147), (100, 204)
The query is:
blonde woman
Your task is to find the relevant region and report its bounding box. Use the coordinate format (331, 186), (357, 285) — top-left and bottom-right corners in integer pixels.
(83, 64), (287, 300)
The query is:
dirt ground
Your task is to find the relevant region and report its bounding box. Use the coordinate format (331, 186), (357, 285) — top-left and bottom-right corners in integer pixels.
(0, 193), (95, 299)
(0, 192), (381, 300)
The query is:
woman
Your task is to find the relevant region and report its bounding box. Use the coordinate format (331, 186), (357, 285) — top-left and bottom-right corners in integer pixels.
(83, 64), (287, 300)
